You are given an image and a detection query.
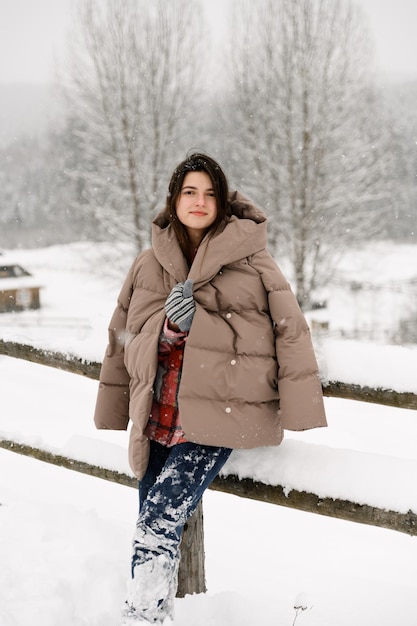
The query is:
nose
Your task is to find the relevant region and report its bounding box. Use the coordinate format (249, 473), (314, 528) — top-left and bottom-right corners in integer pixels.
(195, 192), (205, 207)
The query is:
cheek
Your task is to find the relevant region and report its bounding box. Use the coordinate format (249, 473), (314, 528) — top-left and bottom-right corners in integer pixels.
(176, 200), (187, 219)
(209, 199), (217, 215)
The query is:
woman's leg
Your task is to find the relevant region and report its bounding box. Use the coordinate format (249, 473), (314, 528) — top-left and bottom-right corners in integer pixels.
(138, 440), (170, 510)
(124, 442), (232, 624)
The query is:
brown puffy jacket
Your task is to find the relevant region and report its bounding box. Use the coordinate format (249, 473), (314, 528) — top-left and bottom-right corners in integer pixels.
(94, 192), (327, 478)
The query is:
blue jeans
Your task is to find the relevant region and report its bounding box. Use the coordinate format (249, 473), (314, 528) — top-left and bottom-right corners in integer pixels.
(132, 440), (232, 575)
(125, 441), (232, 622)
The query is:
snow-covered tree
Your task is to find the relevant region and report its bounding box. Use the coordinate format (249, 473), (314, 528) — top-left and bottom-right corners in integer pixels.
(227, 0), (393, 307)
(0, 134), (61, 247)
(382, 81), (417, 241)
(62, 0), (208, 253)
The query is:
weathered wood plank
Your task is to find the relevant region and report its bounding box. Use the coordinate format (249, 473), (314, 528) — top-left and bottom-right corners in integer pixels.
(211, 475), (417, 537)
(323, 380), (417, 411)
(177, 502), (206, 597)
(0, 339), (101, 379)
(0, 438), (136, 486)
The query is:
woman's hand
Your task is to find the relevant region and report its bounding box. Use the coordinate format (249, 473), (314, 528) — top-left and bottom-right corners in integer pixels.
(164, 279), (195, 332)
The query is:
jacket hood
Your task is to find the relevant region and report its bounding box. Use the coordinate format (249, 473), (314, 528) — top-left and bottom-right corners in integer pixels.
(151, 191), (268, 288)
(227, 190), (267, 223)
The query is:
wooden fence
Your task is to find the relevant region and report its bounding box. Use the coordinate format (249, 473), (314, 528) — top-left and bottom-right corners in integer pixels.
(1, 338), (417, 596)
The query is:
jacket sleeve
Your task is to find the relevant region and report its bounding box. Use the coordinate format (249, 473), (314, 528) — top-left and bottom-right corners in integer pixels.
(251, 250), (327, 431)
(93, 261), (135, 430)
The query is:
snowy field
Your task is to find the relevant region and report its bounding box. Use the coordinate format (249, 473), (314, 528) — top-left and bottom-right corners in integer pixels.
(1, 241), (417, 625)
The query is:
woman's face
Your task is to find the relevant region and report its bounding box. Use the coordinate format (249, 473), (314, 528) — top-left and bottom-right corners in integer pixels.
(176, 171), (217, 242)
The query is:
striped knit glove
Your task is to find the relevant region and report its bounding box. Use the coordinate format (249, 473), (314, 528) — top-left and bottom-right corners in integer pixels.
(164, 279), (195, 332)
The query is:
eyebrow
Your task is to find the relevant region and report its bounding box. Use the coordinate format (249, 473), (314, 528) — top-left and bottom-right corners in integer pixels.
(182, 185), (215, 191)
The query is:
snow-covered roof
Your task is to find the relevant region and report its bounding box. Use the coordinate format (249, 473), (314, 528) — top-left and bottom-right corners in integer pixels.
(0, 258), (41, 290)
(0, 276), (42, 290)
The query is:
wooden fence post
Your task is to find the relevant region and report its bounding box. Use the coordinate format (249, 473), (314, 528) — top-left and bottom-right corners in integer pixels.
(177, 500), (206, 597)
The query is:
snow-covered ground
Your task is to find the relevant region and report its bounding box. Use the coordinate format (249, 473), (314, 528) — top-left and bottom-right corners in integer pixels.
(1, 241), (417, 625)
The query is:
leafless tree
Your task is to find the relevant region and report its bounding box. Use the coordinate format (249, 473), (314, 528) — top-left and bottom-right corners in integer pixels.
(63, 0), (208, 253)
(382, 81), (417, 241)
(227, 0), (392, 307)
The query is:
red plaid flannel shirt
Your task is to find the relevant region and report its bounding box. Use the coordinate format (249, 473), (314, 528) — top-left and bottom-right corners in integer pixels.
(144, 318), (188, 447)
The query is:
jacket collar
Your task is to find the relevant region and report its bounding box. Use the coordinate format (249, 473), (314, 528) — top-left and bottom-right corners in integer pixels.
(151, 191), (268, 289)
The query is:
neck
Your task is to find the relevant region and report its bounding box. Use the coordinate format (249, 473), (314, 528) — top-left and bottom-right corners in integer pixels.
(187, 231), (205, 249)
(185, 232), (205, 266)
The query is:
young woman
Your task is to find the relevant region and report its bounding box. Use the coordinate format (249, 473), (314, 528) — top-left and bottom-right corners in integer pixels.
(94, 153), (327, 624)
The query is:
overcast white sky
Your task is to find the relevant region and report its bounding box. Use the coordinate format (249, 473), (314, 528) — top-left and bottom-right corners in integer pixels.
(0, 0), (416, 84)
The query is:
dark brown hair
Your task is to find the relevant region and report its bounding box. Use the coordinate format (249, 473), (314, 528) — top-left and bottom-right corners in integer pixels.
(163, 153), (230, 261)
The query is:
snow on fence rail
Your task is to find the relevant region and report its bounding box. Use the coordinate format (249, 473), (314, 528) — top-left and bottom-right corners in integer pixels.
(1, 338), (417, 596)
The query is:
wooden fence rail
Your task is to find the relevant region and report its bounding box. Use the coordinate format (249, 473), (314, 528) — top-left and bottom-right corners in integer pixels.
(2, 338), (417, 596)
(1, 437), (416, 539)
